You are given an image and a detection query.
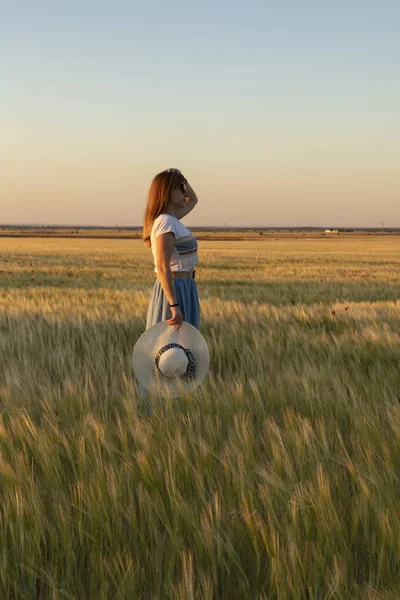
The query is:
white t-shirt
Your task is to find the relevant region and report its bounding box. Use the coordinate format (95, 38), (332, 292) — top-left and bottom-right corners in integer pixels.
(151, 213), (199, 273)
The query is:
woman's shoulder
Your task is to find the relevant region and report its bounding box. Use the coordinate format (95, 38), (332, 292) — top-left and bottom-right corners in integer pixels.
(154, 213), (191, 229)
(152, 213), (173, 228)
(152, 213), (192, 232)
(153, 213), (177, 225)
(152, 213), (165, 223)
(151, 213), (180, 238)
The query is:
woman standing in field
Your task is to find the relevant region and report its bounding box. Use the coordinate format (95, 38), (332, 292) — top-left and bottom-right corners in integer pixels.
(138, 168), (200, 407)
(142, 168), (200, 331)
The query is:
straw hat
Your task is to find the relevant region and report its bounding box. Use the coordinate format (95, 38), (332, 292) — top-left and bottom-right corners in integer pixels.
(132, 321), (209, 398)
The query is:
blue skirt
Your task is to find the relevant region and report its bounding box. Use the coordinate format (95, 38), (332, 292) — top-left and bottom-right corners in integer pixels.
(137, 276), (201, 411)
(146, 277), (200, 331)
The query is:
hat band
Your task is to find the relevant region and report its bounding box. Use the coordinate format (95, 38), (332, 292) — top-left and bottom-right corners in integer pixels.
(155, 343), (196, 380)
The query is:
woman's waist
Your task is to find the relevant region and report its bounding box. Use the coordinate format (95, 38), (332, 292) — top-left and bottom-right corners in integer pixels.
(157, 269), (196, 279)
(172, 269), (195, 279)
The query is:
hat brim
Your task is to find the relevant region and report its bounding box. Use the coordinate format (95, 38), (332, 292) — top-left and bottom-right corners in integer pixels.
(132, 321), (209, 398)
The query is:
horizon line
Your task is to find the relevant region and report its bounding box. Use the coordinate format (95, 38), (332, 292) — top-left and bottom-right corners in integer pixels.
(0, 224), (398, 230)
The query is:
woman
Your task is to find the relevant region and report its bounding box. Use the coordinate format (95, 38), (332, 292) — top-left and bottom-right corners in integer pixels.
(142, 167), (200, 330)
(138, 168), (200, 410)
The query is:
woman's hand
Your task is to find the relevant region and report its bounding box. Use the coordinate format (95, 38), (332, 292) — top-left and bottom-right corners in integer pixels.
(184, 181), (198, 204)
(167, 305), (184, 330)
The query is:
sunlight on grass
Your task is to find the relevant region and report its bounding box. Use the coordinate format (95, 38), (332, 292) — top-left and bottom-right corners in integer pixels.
(0, 237), (399, 598)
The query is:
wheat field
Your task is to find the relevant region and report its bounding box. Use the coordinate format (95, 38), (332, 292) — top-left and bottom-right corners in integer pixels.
(0, 236), (399, 599)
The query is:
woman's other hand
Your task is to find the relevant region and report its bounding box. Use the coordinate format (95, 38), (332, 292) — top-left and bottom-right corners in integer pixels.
(167, 305), (184, 330)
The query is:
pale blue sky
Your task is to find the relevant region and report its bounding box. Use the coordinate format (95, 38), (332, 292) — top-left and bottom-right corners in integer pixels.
(1, 0), (399, 227)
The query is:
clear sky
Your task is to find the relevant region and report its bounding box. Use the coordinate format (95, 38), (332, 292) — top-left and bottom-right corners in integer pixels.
(1, 0), (399, 228)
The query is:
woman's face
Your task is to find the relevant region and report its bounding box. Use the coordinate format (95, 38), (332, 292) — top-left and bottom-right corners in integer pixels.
(170, 180), (188, 209)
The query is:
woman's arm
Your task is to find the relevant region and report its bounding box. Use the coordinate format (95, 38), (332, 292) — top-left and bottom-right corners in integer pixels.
(156, 232), (178, 305)
(174, 181), (198, 220)
(157, 268), (178, 306)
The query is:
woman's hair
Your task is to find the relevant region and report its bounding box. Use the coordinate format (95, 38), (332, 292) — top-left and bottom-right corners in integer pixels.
(142, 171), (187, 248)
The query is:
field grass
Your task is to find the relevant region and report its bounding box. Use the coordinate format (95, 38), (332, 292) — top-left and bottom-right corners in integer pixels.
(0, 236), (399, 599)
